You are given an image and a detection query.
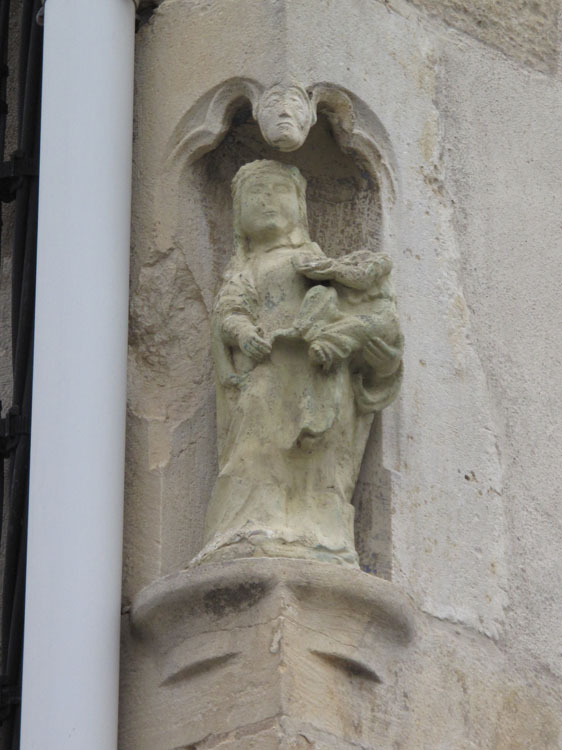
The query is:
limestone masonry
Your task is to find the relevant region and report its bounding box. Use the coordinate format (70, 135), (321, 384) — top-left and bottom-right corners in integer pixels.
(116, 1), (562, 747)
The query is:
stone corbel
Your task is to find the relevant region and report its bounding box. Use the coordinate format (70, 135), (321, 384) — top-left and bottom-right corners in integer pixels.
(131, 559), (416, 749)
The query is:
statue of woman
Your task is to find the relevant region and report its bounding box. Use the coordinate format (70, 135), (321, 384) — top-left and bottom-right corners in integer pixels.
(194, 160), (403, 567)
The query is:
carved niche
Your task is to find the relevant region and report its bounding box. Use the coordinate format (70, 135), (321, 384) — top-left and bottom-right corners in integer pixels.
(145, 79), (402, 572)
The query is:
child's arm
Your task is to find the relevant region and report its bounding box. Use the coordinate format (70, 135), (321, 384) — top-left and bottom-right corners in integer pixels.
(331, 252), (393, 290)
(292, 243), (334, 279)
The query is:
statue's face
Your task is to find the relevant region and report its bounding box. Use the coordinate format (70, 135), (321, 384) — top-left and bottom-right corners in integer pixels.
(257, 86), (314, 152)
(239, 174), (301, 241)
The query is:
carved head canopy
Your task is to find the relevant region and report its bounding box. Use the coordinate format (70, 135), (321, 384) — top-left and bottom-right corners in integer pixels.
(255, 83), (317, 152)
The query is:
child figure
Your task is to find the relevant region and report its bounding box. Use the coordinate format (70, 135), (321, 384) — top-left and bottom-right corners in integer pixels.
(273, 249), (401, 372)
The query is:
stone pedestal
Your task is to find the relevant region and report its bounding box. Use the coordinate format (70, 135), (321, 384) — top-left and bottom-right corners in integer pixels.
(130, 559), (415, 749)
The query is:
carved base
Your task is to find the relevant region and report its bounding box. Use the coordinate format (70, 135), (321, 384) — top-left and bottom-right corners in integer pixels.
(191, 529), (360, 568)
(131, 559), (415, 749)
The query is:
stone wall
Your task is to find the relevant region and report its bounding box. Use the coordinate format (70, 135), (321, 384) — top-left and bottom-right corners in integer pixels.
(408, 0), (560, 73)
(121, 0), (561, 745)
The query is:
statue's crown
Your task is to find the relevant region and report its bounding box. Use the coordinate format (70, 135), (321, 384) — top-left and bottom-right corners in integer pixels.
(232, 160), (306, 198)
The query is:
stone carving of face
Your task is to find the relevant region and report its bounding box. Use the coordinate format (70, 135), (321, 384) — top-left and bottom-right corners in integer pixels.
(239, 172), (301, 242)
(256, 84), (316, 152)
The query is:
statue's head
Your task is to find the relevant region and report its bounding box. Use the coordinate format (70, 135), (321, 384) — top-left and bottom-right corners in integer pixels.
(232, 160), (310, 256)
(255, 84), (316, 152)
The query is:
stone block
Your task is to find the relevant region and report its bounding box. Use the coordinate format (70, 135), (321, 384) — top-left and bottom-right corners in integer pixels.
(130, 559), (415, 749)
(406, 0), (560, 73)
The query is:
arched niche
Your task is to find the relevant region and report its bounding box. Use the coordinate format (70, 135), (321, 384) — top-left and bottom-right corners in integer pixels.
(137, 80), (400, 577)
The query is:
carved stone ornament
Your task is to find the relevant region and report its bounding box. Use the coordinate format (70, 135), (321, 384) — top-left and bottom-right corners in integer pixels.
(130, 557), (416, 749)
(193, 159), (403, 568)
(255, 83), (317, 151)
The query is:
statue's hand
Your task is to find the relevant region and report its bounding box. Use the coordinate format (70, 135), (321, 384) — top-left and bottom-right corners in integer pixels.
(238, 329), (272, 362)
(293, 254), (334, 280)
(364, 336), (403, 376)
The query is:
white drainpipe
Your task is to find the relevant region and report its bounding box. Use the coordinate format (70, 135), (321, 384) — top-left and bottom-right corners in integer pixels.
(20, 1), (137, 748)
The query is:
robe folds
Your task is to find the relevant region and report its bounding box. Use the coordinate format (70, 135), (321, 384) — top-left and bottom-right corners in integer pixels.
(196, 241), (402, 567)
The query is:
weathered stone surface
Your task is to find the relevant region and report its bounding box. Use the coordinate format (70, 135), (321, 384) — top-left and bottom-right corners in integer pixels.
(120, 559), (562, 749)
(437, 42), (562, 681)
(256, 83), (316, 152)
(405, 0), (561, 74)
(129, 0), (508, 634)
(128, 559), (415, 749)
(121, 0), (562, 746)
(198, 159), (402, 568)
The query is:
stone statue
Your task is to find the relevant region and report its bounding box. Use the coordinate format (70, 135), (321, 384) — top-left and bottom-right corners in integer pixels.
(255, 83), (316, 151)
(194, 160), (403, 567)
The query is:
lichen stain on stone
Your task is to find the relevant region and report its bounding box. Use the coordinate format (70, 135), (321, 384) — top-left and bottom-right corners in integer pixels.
(421, 164), (446, 202)
(493, 688), (561, 749)
(406, 0), (560, 74)
(447, 292), (471, 373)
(147, 419), (173, 470)
(128, 247), (212, 421)
(419, 118), (438, 164)
(416, 56), (437, 97)
(202, 581), (268, 617)
(294, 734), (315, 748)
(418, 118), (438, 164)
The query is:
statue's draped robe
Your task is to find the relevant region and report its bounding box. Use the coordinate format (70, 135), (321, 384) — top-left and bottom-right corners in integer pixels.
(199, 241), (401, 567)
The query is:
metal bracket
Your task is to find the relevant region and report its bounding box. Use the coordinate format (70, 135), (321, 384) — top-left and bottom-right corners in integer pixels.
(0, 151), (38, 203)
(38, 0), (140, 25)
(0, 405), (31, 458)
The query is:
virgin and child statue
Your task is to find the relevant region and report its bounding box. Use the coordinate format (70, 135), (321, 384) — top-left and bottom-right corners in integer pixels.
(194, 160), (403, 568)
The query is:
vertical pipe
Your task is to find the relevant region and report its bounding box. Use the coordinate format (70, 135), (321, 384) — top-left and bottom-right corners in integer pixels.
(20, 1), (136, 748)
